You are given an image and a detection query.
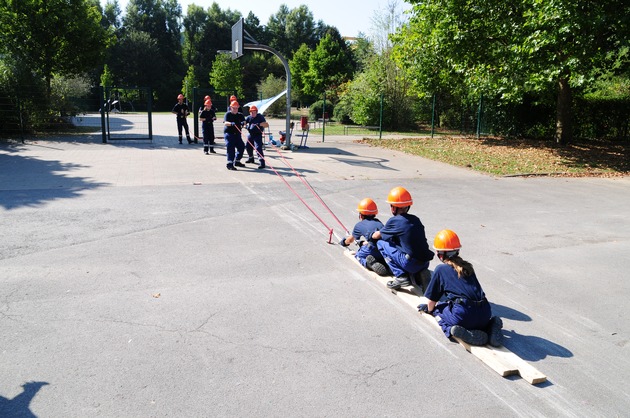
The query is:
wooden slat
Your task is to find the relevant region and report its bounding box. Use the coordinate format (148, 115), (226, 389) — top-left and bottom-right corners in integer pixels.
(343, 250), (547, 384)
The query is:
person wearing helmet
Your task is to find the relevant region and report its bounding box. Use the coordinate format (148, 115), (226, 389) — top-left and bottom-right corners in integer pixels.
(227, 95), (238, 112)
(417, 229), (504, 346)
(340, 198), (389, 276)
(244, 105), (269, 169)
(171, 94), (192, 144)
(199, 99), (217, 155)
(370, 186), (434, 290)
(223, 100), (246, 170)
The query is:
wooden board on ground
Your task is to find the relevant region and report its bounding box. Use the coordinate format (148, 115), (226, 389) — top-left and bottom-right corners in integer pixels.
(343, 250), (547, 385)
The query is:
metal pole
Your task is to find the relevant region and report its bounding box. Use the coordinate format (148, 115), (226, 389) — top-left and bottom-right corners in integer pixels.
(244, 43), (292, 149)
(100, 86), (106, 143)
(379, 93), (383, 139)
(147, 87), (153, 141)
(476, 94), (484, 138)
(193, 86), (198, 139)
(322, 92), (326, 143)
(431, 93), (436, 138)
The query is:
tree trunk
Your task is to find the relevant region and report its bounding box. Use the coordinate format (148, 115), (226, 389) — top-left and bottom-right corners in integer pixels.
(555, 77), (573, 145)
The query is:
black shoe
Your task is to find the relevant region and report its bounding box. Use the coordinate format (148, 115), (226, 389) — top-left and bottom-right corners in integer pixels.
(387, 277), (411, 290)
(179, 141), (182, 144)
(187, 138), (192, 144)
(245, 157), (255, 164)
(234, 161), (245, 167)
(411, 269), (432, 292)
(193, 138), (198, 144)
(487, 316), (504, 347)
(210, 148), (216, 154)
(204, 151), (209, 155)
(226, 164), (236, 171)
(366, 255), (389, 276)
(257, 164), (265, 169)
(451, 325), (488, 346)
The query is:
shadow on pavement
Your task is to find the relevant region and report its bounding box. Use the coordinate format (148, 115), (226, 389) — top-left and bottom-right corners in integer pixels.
(0, 381), (49, 418)
(0, 151), (108, 210)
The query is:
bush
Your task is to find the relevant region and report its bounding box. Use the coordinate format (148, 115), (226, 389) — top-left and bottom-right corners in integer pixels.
(309, 100), (334, 120)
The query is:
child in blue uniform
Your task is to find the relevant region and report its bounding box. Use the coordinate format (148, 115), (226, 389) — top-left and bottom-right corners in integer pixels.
(223, 100), (246, 170)
(244, 105), (269, 169)
(340, 198), (389, 276)
(371, 186), (434, 290)
(199, 99), (217, 154)
(172, 94), (192, 144)
(418, 229), (504, 346)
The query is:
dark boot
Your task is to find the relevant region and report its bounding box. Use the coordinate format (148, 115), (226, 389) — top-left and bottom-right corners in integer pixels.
(178, 136), (183, 144)
(226, 163), (236, 171)
(234, 161), (245, 168)
(487, 316), (504, 347)
(187, 136), (192, 144)
(387, 276), (411, 290)
(204, 146), (209, 154)
(366, 255), (389, 276)
(245, 157), (255, 164)
(451, 325), (488, 346)
(209, 147), (216, 154)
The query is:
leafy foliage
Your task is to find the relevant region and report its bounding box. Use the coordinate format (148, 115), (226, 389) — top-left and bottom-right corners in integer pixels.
(392, 0), (630, 143)
(0, 0), (111, 97)
(209, 54), (243, 98)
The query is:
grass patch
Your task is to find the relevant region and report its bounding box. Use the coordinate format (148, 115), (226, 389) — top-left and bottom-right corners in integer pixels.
(362, 136), (630, 177)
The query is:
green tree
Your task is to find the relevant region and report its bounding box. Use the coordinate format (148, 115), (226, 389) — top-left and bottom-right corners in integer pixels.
(0, 0), (111, 99)
(303, 34), (354, 99)
(209, 54), (243, 98)
(182, 65), (199, 99)
(289, 44), (312, 105)
(100, 65), (115, 87)
(393, 0), (630, 144)
(107, 30), (161, 88)
(257, 74), (286, 116)
(123, 0), (184, 106)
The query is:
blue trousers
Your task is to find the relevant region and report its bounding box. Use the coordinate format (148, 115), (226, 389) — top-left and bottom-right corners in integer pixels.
(246, 135), (264, 164)
(434, 300), (492, 338)
(224, 132), (244, 164)
(376, 240), (429, 278)
(355, 243), (384, 267)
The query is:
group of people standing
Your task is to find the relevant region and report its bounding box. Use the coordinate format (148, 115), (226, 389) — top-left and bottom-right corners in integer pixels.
(172, 94), (268, 170)
(340, 186), (504, 347)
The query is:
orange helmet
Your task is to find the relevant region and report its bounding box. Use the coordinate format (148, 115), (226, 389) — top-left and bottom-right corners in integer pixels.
(433, 229), (462, 251)
(230, 100), (239, 108)
(204, 95), (211, 101)
(230, 95), (237, 101)
(386, 186), (413, 207)
(250, 105), (258, 112)
(357, 198), (378, 215)
(204, 99), (212, 106)
(177, 94), (184, 100)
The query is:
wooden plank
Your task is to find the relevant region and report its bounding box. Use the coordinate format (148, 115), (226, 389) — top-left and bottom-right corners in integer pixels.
(343, 250), (547, 384)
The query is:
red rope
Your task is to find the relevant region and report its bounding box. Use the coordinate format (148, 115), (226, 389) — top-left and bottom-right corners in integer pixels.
(241, 125), (337, 242)
(266, 141), (350, 236)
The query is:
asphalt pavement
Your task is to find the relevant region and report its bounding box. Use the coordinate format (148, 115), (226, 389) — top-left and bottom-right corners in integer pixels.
(1, 113), (630, 417)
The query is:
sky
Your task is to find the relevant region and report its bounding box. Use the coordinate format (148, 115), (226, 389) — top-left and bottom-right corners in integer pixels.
(103, 0), (412, 38)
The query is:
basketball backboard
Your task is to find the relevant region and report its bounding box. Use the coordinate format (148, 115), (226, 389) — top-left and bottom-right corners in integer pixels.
(231, 18), (243, 59)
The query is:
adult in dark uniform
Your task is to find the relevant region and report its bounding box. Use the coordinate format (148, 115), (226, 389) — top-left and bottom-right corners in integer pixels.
(244, 105), (269, 169)
(171, 94), (192, 144)
(340, 198), (389, 276)
(199, 99), (217, 155)
(371, 186), (434, 290)
(418, 229), (504, 346)
(223, 100), (246, 170)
